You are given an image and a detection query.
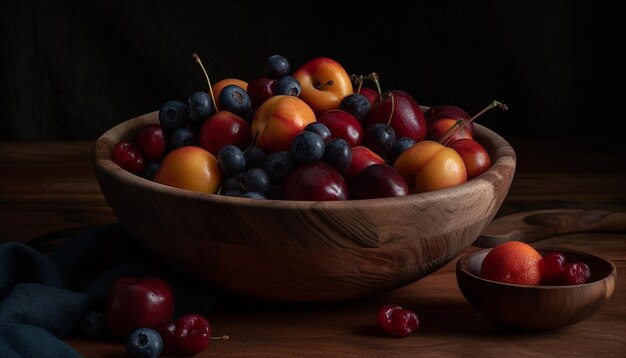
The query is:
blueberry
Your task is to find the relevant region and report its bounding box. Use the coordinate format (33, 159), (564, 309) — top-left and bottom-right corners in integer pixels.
(291, 131), (325, 163)
(159, 100), (190, 131)
(244, 145), (268, 170)
(274, 75), (301, 97)
(223, 189), (243, 197)
(218, 145), (246, 177)
(188, 91), (214, 127)
(126, 328), (163, 358)
(363, 123), (396, 156)
(264, 150), (295, 184)
(218, 85), (251, 117)
(221, 175), (243, 193)
(170, 126), (197, 150)
(339, 93), (371, 121)
(387, 137), (416, 164)
(322, 138), (352, 172)
(303, 122), (332, 143)
(140, 161), (161, 181)
(265, 54), (290, 78)
(241, 191), (266, 200)
(78, 310), (107, 338)
(242, 168), (272, 194)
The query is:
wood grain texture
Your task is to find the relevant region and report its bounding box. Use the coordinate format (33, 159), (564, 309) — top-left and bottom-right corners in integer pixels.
(1, 140), (625, 356)
(92, 112), (516, 302)
(456, 247), (616, 330)
(475, 209), (626, 247)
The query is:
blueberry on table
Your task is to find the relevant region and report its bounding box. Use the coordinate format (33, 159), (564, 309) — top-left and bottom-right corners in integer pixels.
(159, 100), (190, 131)
(126, 328), (163, 358)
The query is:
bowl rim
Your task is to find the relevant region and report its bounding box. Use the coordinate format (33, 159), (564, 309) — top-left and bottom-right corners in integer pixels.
(457, 245), (617, 288)
(93, 110), (516, 209)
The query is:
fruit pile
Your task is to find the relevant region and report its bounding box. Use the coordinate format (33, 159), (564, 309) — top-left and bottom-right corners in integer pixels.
(103, 276), (228, 357)
(480, 241), (592, 286)
(112, 54), (506, 200)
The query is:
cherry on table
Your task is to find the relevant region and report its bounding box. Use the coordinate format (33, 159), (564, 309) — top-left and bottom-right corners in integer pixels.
(376, 304), (420, 337)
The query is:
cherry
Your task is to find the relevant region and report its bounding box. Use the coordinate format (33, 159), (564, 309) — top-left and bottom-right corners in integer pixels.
(540, 251), (566, 285)
(247, 77), (276, 107)
(135, 124), (166, 161)
(175, 314), (212, 356)
(377, 304), (419, 337)
(112, 141), (145, 174)
(156, 314), (229, 356)
(391, 310), (419, 337)
(377, 304), (402, 335)
(560, 262), (591, 285)
(155, 321), (179, 356)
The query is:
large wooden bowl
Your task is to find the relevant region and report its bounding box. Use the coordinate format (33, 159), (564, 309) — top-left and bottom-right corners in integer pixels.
(456, 246), (617, 330)
(93, 111), (516, 302)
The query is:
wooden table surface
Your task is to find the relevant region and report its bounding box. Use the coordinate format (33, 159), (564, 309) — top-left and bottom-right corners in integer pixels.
(1, 139), (625, 357)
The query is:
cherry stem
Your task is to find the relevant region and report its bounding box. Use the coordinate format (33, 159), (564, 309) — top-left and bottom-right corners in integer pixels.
(350, 72), (382, 95)
(244, 131), (260, 153)
(387, 92), (395, 125)
(315, 80), (334, 90)
(367, 72), (382, 95)
(192, 53), (219, 113)
(211, 335), (230, 341)
(439, 100), (508, 146)
(356, 78), (363, 94)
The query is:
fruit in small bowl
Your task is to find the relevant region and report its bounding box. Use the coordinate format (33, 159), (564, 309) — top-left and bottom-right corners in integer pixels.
(456, 246), (616, 330)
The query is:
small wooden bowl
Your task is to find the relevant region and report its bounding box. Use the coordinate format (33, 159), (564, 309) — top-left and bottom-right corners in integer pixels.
(93, 111), (516, 302)
(456, 246), (617, 330)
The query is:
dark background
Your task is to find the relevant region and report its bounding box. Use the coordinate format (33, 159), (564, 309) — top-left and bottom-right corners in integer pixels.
(1, 1), (621, 140)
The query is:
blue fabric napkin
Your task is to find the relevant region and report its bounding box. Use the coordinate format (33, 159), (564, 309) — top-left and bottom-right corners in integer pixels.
(0, 224), (215, 357)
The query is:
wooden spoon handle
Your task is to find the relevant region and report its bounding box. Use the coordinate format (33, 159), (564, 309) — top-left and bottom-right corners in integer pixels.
(474, 209), (626, 247)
